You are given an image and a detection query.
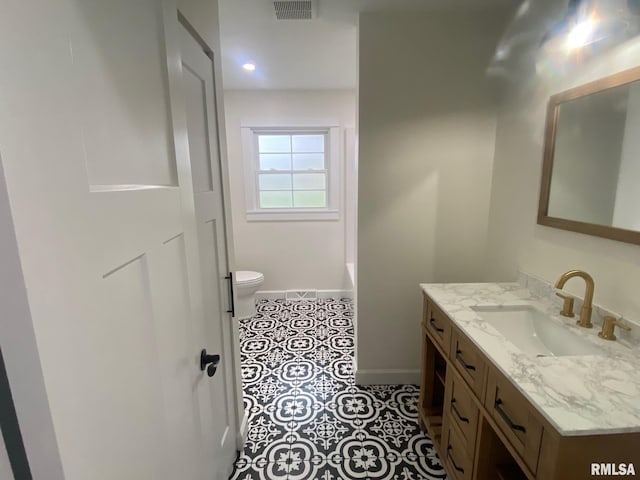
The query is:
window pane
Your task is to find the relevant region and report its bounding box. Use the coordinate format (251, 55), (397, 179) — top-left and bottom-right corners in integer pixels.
(259, 174), (291, 190)
(294, 190), (326, 208)
(292, 135), (324, 153)
(258, 135), (291, 153)
(292, 153), (324, 170)
(260, 154), (291, 170)
(293, 173), (326, 190)
(260, 191), (293, 208)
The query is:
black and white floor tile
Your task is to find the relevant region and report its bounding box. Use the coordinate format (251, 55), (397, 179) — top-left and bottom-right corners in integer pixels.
(230, 298), (447, 480)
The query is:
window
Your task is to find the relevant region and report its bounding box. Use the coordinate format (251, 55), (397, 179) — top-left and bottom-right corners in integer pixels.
(242, 127), (340, 221)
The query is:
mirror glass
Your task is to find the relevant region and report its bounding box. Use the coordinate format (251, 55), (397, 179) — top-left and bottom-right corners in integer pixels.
(539, 68), (640, 244)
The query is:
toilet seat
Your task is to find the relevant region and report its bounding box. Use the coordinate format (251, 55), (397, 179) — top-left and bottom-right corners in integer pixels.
(236, 271), (264, 287)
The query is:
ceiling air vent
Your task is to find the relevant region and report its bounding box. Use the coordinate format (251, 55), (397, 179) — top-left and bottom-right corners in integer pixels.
(273, 0), (316, 20)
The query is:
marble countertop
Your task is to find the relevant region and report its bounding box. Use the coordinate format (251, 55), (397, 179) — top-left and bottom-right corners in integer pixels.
(420, 281), (640, 436)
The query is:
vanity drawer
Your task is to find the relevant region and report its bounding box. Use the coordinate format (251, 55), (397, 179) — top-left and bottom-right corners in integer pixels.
(424, 297), (452, 356)
(443, 367), (479, 456)
(485, 368), (543, 474)
(450, 329), (487, 398)
(442, 420), (473, 480)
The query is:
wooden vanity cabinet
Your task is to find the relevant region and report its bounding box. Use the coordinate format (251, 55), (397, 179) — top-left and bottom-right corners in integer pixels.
(441, 367), (479, 480)
(419, 292), (640, 480)
(418, 299), (448, 452)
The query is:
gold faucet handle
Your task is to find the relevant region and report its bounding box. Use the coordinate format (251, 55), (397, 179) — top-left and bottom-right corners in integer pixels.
(598, 316), (631, 341)
(555, 291), (575, 318)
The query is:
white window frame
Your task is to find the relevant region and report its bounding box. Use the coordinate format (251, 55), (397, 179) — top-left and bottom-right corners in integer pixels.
(241, 126), (341, 221)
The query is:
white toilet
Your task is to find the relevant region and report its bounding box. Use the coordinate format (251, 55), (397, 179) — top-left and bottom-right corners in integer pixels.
(235, 271), (264, 319)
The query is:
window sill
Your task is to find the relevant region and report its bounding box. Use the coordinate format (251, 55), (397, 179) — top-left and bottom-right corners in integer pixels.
(246, 209), (339, 222)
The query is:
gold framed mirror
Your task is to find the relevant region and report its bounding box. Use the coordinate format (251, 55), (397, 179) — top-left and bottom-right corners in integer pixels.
(538, 66), (640, 245)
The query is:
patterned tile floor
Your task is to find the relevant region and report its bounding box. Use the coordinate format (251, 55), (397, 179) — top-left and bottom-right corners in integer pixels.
(230, 298), (447, 480)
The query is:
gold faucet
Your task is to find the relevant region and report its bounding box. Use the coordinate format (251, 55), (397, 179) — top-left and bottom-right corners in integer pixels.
(598, 316), (631, 341)
(554, 270), (594, 328)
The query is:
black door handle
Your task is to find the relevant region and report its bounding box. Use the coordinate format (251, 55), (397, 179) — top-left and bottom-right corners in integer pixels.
(200, 349), (220, 377)
(225, 272), (235, 317)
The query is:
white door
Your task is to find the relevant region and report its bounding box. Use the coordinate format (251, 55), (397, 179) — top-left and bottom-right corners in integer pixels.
(0, 1), (237, 479)
(178, 22), (238, 477)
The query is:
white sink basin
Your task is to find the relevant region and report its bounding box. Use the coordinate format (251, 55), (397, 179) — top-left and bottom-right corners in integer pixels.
(471, 305), (603, 357)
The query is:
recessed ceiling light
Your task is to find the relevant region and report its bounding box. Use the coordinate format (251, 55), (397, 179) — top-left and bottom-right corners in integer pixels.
(242, 63), (256, 72)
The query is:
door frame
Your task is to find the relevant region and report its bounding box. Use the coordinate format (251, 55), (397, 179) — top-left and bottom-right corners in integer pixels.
(160, 0), (245, 448)
(0, 155), (65, 480)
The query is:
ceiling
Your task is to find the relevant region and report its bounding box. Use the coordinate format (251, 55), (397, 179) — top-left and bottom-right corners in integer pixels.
(218, 0), (517, 90)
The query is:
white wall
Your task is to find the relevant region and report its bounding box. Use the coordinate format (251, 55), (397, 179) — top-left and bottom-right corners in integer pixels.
(356, 10), (509, 383)
(486, 36), (640, 322)
(224, 90), (356, 291)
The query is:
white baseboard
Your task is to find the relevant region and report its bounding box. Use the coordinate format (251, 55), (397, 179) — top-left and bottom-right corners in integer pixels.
(256, 290), (353, 301)
(318, 290), (353, 300)
(237, 409), (249, 450)
(255, 290), (286, 300)
(345, 262), (355, 290)
(355, 369), (420, 385)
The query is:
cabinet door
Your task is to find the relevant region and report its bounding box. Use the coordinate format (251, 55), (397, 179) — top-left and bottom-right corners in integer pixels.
(485, 369), (543, 474)
(424, 296), (452, 356)
(443, 367), (479, 457)
(418, 326), (446, 450)
(442, 419), (474, 480)
(451, 328), (487, 399)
